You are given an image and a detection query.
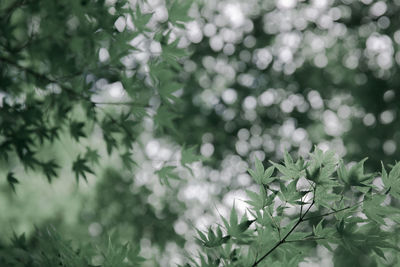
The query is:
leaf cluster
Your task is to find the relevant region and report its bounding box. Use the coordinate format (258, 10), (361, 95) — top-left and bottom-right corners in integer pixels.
(191, 148), (400, 266)
(0, 0), (194, 189)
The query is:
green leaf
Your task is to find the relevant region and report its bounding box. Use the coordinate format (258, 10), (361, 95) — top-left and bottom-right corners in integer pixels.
(263, 166), (275, 184)
(221, 205), (255, 239)
(181, 145), (203, 174)
(104, 134), (118, 155)
(307, 149), (338, 186)
(84, 147), (100, 165)
(382, 161), (400, 199)
(72, 155), (94, 182)
(161, 38), (190, 68)
(41, 159), (60, 183)
(121, 151), (136, 171)
(363, 193), (399, 225)
(313, 219), (324, 237)
(248, 158), (264, 184)
(270, 161), (301, 181)
(132, 5), (153, 32)
(168, 0), (193, 26)
(338, 158), (373, 187)
(69, 121), (86, 141)
(100, 233), (145, 266)
(278, 180), (304, 204)
(20, 151), (39, 171)
(154, 106), (179, 134)
(196, 227), (230, 248)
(373, 247), (386, 260)
(248, 158), (275, 185)
(130, 105), (148, 119)
(7, 172), (19, 192)
(283, 151), (294, 166)
(229, 204), (238, 227)
(155, 165), (179, 186)
(237, 219), (256, 233)
(159, 81), (183, 104)
(314, 185), (341, 208)
(245, 187), (270, 210)
(311, 147), (337, 167)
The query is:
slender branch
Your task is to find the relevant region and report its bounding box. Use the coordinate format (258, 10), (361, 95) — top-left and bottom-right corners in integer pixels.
(0, 56), (148, 108)
(302, 199), (365, 222)
(252, 200), (315, 266)
(285, 236), (326, 243)
(55, 64), (120, 80)
(93, 101), (137, 106)
(0, 55), (87, 100)
(252, 193), (367, 265)
(1, 0), (27, 21)
(299, 195), (304, 217)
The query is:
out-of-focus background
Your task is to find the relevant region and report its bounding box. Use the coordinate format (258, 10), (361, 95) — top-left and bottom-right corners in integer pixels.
(1, 0), (400, 266)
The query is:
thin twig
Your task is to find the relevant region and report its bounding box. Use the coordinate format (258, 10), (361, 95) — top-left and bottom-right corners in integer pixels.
(55, 64), (120, 80)
(0, 55), (87, 100)
(252, 199), (315, 266)
(285, 236), (326, 243)
(93, 101), (137, 106)
(0, 56), (149, 108)
(299, 195), (304, 217)
(1, 0), (27, 21)
(302, 199), (365, 222)
(252, 193), (367, 265)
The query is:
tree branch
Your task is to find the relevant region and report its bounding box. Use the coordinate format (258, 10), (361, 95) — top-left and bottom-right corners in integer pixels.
(252, 199), (315, 267)
(285, 236), (326, 243)
(1, 0), (27, 21)
(0, 56), (143, 108)
(0, 55), (87, 100)
(302, 199), (365, 222)
(93, 101), (136, 106)
(0, 56), (156, 111)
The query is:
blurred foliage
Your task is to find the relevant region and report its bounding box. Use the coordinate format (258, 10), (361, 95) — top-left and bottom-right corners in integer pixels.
(0, 228), (144, 267)
(0, 0), (191, 186)
(83, 168), (185, 249)
(173, 0), (400, 172)
(0, 0), (194, 264)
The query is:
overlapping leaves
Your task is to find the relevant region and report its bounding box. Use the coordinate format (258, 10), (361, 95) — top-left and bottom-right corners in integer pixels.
(0, 0), (194, 191)
(192, 149), (400, 266)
